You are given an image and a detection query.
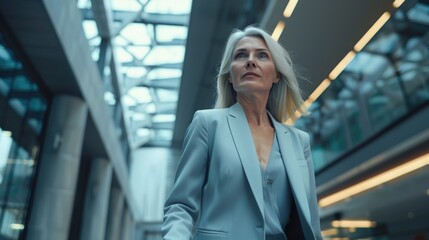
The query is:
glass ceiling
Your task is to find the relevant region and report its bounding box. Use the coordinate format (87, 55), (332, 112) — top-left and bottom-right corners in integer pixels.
(77, 0), (192, 148)
(294, 1), (429, 171)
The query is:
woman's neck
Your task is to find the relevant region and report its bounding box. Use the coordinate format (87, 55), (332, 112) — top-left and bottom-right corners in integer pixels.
(237, 95), (270, 126)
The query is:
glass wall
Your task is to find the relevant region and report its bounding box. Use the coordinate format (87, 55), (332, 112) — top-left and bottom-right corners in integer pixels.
(295, 1), (429, 173)
(0, 22), (49, 239)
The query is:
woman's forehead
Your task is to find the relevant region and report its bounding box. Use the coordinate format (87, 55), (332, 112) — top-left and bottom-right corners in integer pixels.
(234, 36), (268, 51)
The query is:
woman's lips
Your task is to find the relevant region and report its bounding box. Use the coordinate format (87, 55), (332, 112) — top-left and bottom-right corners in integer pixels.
(242, 72), (260, 77)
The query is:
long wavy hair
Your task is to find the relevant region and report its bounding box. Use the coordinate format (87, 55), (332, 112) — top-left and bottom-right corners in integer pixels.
(214, 26), (305, 123)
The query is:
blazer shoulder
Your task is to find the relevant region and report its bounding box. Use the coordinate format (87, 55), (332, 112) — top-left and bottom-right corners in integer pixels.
(291, 126), (310, 138)
(281, 124), (310, 141)
(194, 108), (229, 121)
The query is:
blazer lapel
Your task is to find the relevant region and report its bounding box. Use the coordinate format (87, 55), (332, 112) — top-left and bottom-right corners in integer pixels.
(227, 103), (265, 219)
(269, 113), (312, 233)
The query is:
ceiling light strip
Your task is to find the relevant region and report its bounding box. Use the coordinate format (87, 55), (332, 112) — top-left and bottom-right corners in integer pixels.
(393, 0), (405, 8)
(354, 12), (391, 52)
(272, 21), (286, 41)
(286, 79), (329, 125)
(283, 0), (299, 18)
(308, 78), (331, 102)
(321, 228), (339, 237)
(302, 12), (390, 115)
(290, 11), (393, 123)
(328, 51), (356, 80)
(286, 98), (313, 124)
(319, 152), (429, 208)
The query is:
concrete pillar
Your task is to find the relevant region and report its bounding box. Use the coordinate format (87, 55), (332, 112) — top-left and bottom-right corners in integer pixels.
(80, 158), (112, 240)
(27, 95), (87, 240)
(121, 208), (135, 240)
(128, 215), (136, 240)
(106, 186), (125, 240)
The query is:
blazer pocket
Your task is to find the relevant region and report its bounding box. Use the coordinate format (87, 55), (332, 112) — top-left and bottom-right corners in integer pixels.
(194, 228), (228, 240)
(297, 159), (308, 167)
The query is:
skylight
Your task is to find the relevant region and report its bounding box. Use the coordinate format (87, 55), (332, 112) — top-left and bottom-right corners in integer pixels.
(78, 0), (192, 147)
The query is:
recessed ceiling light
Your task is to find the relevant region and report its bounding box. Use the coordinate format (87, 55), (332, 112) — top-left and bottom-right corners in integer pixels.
(4, 131), (12, 137)
(332, 220), (376, 228)
(10, 223), (24, 230)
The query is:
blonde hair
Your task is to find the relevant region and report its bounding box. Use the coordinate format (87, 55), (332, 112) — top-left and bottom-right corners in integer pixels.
(214, 25), (305, 123)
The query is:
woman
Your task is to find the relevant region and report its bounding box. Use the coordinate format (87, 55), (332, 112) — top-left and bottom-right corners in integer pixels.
(162, 26), (322, 240)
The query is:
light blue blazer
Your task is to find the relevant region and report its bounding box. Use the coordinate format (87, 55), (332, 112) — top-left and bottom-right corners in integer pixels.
(163, 102), (322, 240)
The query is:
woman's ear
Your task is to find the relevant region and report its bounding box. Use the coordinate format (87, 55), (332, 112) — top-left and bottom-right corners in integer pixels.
(274, 73), (280, 83)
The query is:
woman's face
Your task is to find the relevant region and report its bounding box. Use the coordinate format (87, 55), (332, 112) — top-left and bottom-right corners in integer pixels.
(229, 36), (279, 97)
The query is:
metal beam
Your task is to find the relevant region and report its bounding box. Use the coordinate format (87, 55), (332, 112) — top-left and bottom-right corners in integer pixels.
(97, 38), (112, 76)
(89, 0), (114, 37)
(0, 69), (25, 78)
(132, 101), (176, 114)
(157, 39), (186, 46)
(81, 9), (189, 27)
(8, 90), (40, 99)
(122, 62), (182, 69)
(151, 121), (174, 130)
(137, 77), (180, 90)
(138, 12), (189, 26)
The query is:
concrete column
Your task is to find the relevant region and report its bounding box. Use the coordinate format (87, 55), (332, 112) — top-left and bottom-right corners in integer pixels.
(27, 95), (87, 240)
(128, 215), (136, 240)
(80, 158), (113, 240)
(106, 186), (125, 240)
(121, 208), (135, 240)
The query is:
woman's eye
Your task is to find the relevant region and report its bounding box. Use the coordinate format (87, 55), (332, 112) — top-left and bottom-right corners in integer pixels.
(234, 52), (247, 59)
(259, 52), (269, 59)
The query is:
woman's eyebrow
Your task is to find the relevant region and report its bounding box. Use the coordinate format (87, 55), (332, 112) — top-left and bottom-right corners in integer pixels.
(234, 48), (269, 52)
(233, 48), (248, 53)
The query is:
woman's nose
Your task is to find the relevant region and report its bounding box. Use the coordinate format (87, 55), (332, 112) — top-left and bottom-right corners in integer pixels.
(246, 56), (256, 68)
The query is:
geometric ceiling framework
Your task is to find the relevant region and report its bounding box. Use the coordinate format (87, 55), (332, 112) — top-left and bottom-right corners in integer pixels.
(78, 0), (192, 148)
(295, 0), (429, 172)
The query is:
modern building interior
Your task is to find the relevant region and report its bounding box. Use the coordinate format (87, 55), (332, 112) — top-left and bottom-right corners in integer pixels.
(0, 0), (428, 239)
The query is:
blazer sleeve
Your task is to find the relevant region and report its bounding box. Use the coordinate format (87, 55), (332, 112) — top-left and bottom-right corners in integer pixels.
(303, 132), (323, 240)
(162, 111), (209, 239)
